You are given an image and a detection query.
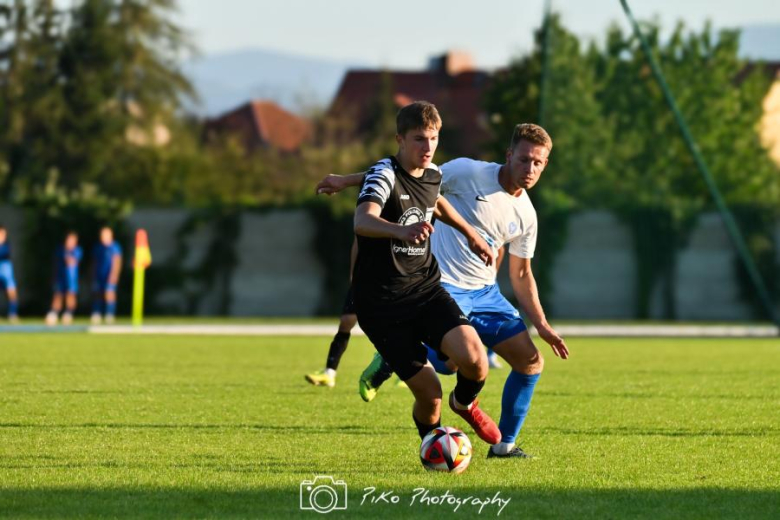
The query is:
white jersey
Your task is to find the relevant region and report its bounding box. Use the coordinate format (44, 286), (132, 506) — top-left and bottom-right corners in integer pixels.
(433, 157), (538, 289)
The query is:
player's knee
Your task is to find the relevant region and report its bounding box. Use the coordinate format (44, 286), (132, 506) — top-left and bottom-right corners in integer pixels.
(462, 344), (488, 380)
(417, 392), (441, 415)
(519, 349), (544, 375)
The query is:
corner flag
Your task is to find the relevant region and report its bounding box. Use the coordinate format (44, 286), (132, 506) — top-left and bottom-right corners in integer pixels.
(132, 229), (152, 326)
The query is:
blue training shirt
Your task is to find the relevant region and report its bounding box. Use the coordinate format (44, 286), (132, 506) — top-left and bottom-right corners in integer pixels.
(0, 241), (10, 263)
(93, 241), (122, 280)
(56, 245), (83, 278)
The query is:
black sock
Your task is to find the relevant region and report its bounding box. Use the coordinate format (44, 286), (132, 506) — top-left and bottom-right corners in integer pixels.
(413, 411), (440, 440)
(325, 332), (350, 370)
(453, 371), (485, 408)
(372, 358), (395, 386)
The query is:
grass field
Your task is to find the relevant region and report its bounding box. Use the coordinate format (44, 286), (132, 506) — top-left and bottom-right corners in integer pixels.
(0, 333), (778, 518)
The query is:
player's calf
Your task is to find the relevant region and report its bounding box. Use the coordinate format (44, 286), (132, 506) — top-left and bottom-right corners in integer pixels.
(440, 326), (500, 444)
(405, 365), (443, 438)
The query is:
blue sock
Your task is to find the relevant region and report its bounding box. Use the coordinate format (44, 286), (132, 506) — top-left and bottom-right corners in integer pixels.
(425, 345), (454, 375)
(8, 299), (18, 316)
(105, 301), (117, 316)
(498, 371), (541, 444)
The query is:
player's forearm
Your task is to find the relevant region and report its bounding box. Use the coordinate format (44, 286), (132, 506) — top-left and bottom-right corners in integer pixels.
(109, 257), (122, 285)
(317, 172), (365, 195)
(511, 272), (548, 330)
(435, 197), (479, 242)
(354, 212), (403, 240)
(342, 172), (365, 187)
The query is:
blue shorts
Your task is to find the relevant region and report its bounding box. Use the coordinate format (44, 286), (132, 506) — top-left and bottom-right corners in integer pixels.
(0, 261), (17, 291)
(55, 271), (79, 294)
(93, 279), (117, 293)
(425, 283), (527, 375)
(441, 282), (527, 348)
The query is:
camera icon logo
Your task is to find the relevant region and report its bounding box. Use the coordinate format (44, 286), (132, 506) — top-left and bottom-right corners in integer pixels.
(300, 475), (348, 514)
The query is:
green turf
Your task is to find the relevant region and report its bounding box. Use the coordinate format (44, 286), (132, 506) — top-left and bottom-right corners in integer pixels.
(0, 334), (777, 518)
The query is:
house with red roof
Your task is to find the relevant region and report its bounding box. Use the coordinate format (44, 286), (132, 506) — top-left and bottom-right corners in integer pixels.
(328, 51), (493, 158)
(204, 100), (311, 153)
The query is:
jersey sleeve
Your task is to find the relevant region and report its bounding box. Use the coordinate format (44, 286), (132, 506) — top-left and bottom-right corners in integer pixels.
(357, 159), (395, 208)
(439, 158), (467, 196)
(112, 242), (123, 256)
(508, 214), (538, 259)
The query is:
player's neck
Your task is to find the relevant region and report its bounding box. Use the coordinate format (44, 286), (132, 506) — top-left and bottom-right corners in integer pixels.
(395, 153), (425, 178)
(498, 164), (524, 197)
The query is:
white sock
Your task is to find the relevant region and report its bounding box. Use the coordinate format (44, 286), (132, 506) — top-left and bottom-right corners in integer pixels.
(491, 442), (515, 455)
(324, 368), (336, 377)
(451, 394), (472, 411)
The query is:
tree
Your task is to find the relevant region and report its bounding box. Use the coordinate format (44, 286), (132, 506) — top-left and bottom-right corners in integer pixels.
(483, 14), (779, 318)
(0, 0), (196, 199)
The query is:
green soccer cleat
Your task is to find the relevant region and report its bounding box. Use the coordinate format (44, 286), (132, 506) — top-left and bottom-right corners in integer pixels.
(359, 352), (394, 402)
(305, 370), (335, 388)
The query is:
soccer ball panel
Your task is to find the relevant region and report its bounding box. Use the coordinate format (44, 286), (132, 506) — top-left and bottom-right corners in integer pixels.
(420, 426), (472, 473)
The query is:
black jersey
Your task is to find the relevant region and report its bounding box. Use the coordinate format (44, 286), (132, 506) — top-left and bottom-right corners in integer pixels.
(353, 156), (443, 318)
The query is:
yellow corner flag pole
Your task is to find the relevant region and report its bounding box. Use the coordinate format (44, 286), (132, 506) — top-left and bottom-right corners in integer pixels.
(132, 229), (152, 327)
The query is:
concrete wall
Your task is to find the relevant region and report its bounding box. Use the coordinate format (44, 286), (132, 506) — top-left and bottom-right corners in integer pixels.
(2, 205), (777, 319)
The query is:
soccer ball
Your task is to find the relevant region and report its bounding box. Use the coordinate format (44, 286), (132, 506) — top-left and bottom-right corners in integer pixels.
(420, 426), (472, 474)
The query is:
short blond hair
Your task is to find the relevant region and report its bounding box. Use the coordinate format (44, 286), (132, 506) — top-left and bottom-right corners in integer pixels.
(509, 123), (553, 152)
(396, 101), (442, 136)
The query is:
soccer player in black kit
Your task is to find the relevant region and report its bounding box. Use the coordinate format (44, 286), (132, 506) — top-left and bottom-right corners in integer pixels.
(352, 101), (501, 444)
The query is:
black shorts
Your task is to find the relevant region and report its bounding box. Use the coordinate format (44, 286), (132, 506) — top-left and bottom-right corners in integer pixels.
(357, 285), (471, 381)
(341, 285), (356, 315)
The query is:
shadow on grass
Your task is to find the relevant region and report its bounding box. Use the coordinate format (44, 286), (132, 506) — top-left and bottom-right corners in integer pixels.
(3, 422), (775, 439)
(536, 426), (780, 437)
(0, 423), (394, 434)
(0, 486), (777, 519)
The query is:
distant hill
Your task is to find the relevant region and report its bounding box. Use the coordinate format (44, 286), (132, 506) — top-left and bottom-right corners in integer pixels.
(740, 24), (780, 61)
(182, 48), (363, 117)
(184, 26), (779, 118)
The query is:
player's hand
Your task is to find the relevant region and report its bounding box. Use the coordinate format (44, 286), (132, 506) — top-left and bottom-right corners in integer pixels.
(538, 325), (569, 360)
(467, 233), (494, 267)
(397, 222), (434, 244)
(315, 174), (347, 196)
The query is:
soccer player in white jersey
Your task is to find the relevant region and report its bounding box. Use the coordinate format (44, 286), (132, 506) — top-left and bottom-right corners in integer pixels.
(316, 123), (569, 458)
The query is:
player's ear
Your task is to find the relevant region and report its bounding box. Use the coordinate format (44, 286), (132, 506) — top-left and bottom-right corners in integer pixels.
(395, 133), (403, 147)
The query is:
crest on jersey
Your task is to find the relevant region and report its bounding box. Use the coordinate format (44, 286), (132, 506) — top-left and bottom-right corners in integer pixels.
(508, 221), (518, 234)
(398, 207), (425, 225)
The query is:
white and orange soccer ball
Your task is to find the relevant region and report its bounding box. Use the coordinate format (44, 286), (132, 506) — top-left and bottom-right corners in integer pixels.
(420, 426), (472, 474)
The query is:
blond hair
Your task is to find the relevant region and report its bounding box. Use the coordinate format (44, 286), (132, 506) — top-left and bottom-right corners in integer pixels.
(509, 123), (553, 152)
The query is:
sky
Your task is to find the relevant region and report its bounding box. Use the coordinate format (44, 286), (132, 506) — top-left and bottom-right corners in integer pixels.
(176, 0), (780, 68)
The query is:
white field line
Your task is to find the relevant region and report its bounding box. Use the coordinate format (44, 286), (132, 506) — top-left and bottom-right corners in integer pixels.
(83, 324), (780, 338)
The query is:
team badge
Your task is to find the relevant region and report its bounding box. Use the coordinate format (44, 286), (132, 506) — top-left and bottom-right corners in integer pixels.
(398, 207), (426, 225)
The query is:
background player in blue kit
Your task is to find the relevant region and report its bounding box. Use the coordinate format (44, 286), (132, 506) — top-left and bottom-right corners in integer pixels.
(0, 225), (20, 323)
(46, 231), (83, 326)
(91, 226), (122, 325)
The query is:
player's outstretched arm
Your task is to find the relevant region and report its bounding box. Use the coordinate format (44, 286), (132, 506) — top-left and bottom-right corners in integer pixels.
(508, 254), (569, 360)
(354, 202), (433, 244)
(315, 172), (365, 196)
(434, 197), (494, 266)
